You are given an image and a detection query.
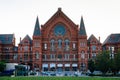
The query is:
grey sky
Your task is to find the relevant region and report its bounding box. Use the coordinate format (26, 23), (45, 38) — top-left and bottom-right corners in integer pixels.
(0, 0), (120, 45)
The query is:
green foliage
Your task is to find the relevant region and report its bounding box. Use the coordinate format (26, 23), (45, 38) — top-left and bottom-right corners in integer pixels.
(115, 50), (120, 70)
(109, 59), (117, 75)
(0, 76), (119, 80)
(110, 50), (120, 74)
(0, 61), (6, 72)
(94, 50), (120, 75)
(88, 59), (95, 73)
(95, 51), (110, 75)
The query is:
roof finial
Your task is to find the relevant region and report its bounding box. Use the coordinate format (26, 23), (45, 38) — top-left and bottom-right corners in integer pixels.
(58, 7), (62, 11)
(99, 36), (100, 42)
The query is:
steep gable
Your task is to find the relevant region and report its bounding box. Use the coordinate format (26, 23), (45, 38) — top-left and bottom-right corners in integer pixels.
(88, 34), (100, 43)
(20, 35), (32, 44)
(42, 8), (77, 29)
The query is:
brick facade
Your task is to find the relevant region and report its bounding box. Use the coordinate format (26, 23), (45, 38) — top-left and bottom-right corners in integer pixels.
(0, 8), (108, 72)
(103, 34), (120, 58)
(88, 34), (102, 59)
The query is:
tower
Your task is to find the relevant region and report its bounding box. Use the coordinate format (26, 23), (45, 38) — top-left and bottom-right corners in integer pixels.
(32, 17), (42, 71)
(78, 16), (88, 71)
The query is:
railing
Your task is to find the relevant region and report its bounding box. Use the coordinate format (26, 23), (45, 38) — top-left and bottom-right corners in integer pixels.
(42, 59), (78, 61)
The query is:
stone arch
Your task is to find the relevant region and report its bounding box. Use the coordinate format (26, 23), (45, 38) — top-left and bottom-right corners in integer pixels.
(48, 22), (72, 37)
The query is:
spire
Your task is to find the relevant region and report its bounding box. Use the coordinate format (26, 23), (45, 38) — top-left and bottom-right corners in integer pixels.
(33, 16), (41, 36)
(79, 16), (87, 36)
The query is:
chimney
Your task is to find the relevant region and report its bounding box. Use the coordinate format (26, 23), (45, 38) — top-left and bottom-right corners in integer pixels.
(58, 7), (62, 11)
(99, 36), (100, 42)
(20, 37), (21, 42)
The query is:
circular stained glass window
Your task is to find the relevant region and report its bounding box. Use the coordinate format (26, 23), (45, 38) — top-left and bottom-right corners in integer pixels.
(54, 24), (66, 36)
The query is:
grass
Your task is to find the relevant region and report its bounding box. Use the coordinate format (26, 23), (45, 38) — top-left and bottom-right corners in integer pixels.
(0, 76), (120, 80)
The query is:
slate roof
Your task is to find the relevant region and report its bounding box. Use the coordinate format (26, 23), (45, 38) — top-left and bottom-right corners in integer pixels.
(103, 34), (120, 45)
(0, 34), (14, 44)
(88, 34), (100, 43)
(33, 17), (41, 36)
(20, 35), (32, 44)
(79, 16), (87, 36)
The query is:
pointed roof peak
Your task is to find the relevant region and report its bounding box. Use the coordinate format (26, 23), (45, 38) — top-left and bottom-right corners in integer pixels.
(25, 34), (31, 39)
(33, 17), (41, 36)
(36, 16), (39, 20)
(81, 15), (83, 18)
(20, 34), (32, 44)
(58, 7), (62, 11)
(88, 34), (100, 43)
(79, 16), (87, 36)
(91, 34), (95, 37)
(80, 16), (84, 23)
(43, 8), (77, 27)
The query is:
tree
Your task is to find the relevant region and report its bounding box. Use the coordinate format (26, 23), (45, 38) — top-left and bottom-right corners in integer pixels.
(114, 49), (120, 74)
(88, 59), (95, 74)
(109, 58), (117, 75)
(95, 51), (110, 75)
(0, 61), (6, 72)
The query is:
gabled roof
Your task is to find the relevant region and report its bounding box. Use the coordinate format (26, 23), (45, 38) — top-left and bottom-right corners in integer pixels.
(103, 34), (120, 45)
(88, 34), (100, 43)
(0, 34), (14, 44)
(33, 17), (41, 36)
(79, 16), (87, 36)
(20, 35), (32, 44)
(43, 8), (77, 28)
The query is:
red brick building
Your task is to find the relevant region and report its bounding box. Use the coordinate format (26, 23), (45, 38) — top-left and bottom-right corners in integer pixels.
(18, 35), (33, 69)
(0, 34), (16, 63)
(31, 8), (88, 72)
(0, 8), (104, 72)
(103, 34), (120, 58)
(87, 34), (102, 59)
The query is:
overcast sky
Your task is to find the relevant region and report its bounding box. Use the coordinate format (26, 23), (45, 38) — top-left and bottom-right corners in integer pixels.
(0, 0), (120, 45)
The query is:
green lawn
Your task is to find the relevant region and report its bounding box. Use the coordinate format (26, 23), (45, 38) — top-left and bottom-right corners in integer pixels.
(0, 76), (119, 80)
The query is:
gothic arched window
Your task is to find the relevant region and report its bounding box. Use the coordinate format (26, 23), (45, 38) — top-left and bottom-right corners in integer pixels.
(50, 39), (55, 51)
(35, 51), (39, 60)
(65, 39), (69, 45)
(65, 39), (70, 51)
(81, 50), (85, 59)
(50, 39), (55, 47)
(58, 39), (62, 48)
